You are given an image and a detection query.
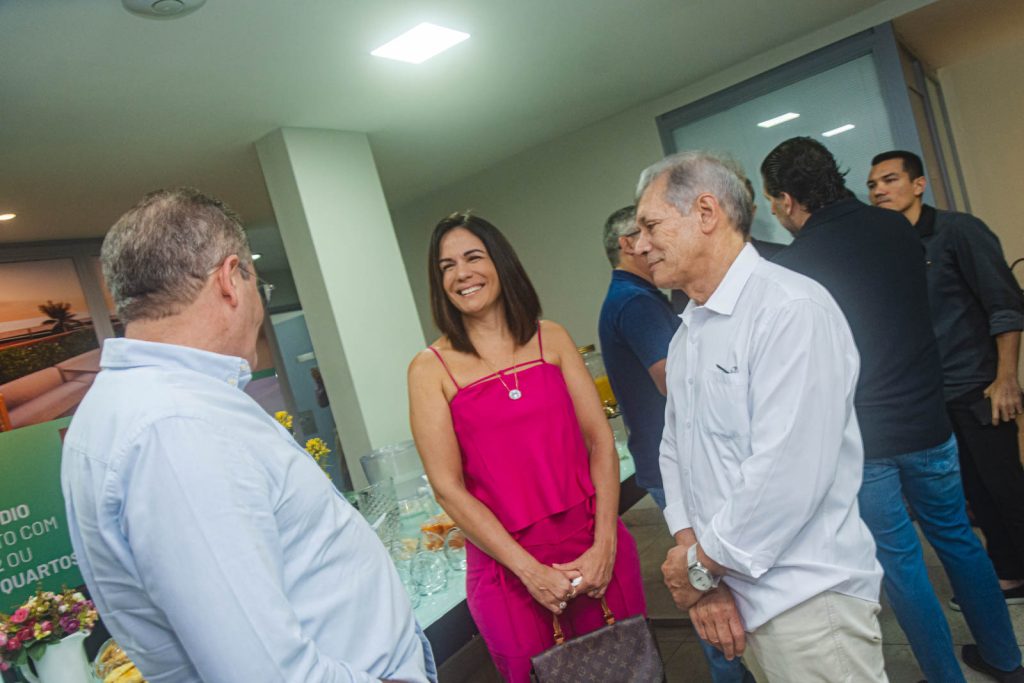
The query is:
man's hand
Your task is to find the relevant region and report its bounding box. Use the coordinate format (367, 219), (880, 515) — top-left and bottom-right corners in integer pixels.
(689, 584), (746, 660)
(984, 375), (1023, 424)
(662, 544), (705, 611)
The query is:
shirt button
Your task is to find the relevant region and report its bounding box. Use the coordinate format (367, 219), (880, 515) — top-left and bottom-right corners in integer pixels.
(687, 378), (694, 385)
(685, 421), (692, 429)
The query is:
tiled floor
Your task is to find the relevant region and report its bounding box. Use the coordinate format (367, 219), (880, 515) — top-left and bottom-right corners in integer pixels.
(438, 495), (1024, 682)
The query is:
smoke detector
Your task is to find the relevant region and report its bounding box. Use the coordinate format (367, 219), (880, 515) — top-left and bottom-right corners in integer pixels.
(122, 0), (206, 19)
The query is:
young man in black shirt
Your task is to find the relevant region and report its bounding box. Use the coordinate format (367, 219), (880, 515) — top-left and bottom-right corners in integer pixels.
(760, 137), (1022, 683)
(869, 150), (1024, 616)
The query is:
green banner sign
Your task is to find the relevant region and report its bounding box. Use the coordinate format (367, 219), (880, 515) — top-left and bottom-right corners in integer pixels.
(0, 417), (83, 612)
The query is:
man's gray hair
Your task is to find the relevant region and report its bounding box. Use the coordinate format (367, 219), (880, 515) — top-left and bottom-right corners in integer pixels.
(635, 151), (753, 236)
(602, 205), (636, 267)
(101, 188), (252, 323)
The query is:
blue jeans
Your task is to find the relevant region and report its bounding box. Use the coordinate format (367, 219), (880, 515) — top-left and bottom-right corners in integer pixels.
(646, 487), (754, 682)
(697, 639), (757, 683)
(859, 434), (1021, 682)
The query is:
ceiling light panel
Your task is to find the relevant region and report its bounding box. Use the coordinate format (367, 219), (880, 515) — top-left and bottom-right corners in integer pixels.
(822, 124), (856, 137)
(757, 112), (800, 128)
(371, 23), (469, 64)
(0, 213), (16, 221)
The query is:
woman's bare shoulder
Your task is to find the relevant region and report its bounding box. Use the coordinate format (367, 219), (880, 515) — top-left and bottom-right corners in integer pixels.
(409, 337), (448, 378)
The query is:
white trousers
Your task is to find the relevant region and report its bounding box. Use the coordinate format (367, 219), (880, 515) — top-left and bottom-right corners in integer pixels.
(743, 591), (888, 683)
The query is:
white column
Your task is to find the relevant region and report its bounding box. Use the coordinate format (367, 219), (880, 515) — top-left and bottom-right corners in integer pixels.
(256, 128), (426, 488)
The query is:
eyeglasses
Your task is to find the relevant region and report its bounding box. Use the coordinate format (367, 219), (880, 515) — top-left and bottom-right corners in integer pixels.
(238, 264), (274, 306)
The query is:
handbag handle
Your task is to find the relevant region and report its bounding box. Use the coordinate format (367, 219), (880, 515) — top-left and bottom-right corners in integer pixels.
(551, 597), (616, 645)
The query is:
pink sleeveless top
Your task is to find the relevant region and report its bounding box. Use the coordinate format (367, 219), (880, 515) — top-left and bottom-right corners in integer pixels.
(429, 326), (596, 533)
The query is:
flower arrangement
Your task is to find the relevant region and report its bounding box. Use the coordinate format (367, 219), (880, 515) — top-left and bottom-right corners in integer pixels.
(274, 411), (332, 480)
(0, 588), (98, 670)
(273, 410), (293, 431)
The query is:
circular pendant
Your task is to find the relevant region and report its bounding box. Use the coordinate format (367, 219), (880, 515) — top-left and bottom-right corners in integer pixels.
(508, 389), (523, 400)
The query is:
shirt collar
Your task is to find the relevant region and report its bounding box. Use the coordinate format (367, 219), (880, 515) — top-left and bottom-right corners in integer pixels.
(916, 204), (936, 238)
(612, 269), (659, 291)
(100, 337), (253, 389)
(681, 242), (759, 324)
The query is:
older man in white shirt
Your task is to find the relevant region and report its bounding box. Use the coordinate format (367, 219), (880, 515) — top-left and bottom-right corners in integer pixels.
(632, 152), (885, 682)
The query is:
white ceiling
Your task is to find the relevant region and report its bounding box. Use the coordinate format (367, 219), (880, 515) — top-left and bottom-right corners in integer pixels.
(2, 0), (901, 250)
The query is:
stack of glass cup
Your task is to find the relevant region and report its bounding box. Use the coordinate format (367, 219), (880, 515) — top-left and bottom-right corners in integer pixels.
(356, 478), (401, 546)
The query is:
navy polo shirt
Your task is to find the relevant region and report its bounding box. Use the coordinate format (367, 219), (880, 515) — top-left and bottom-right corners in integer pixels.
(598, 270), (680, 490)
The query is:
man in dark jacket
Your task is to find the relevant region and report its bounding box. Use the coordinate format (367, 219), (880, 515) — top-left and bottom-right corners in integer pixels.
(869, 150), (1024, 612)
(760, 137), (1022, 683)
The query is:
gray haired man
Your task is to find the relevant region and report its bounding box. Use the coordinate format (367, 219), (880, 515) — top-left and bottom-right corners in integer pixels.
(599, 206), (753, 683)
(62, 188), (435, 682)
(634, 153), (885, 682)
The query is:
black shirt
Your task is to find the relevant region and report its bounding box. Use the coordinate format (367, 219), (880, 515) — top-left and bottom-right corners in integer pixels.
(916, 205), (1024, 400)
(772, 198), (950, 458)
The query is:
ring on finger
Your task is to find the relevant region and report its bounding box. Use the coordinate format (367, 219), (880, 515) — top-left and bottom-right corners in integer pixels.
(558, 601), (567, 610)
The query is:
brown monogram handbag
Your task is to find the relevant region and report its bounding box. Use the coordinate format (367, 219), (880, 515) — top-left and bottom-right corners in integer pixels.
(529, 598), (666, 682)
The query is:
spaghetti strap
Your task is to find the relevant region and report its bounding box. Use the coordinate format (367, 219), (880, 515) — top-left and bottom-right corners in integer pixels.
(428, 346), (461, 389)
(536, 321), (543, 361)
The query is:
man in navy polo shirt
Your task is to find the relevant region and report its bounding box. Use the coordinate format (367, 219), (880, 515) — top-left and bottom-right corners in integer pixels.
(598, 204), (755, 683)
(598, 205), (678, 509)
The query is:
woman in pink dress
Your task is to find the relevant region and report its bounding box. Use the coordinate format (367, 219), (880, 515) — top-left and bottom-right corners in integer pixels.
(408, 212), (646, 681)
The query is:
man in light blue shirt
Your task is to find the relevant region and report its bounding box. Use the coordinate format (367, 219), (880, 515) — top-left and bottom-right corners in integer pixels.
(61, 188), (435, 683)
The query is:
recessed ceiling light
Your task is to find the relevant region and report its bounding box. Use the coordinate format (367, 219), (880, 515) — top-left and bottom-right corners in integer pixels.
(0, 213), (16, 221)
(251, 253), (262, 261)
(822, 124), (856, 137)
(122, 0), (206, 19)
(371, 22), (470, 64)
(757, 112), (800, 128)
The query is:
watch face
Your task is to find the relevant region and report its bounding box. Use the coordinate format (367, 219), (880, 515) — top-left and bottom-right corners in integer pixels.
(689, 566), (714, 592)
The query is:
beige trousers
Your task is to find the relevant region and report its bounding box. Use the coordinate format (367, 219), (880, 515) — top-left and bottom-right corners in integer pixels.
(743, 591), (888, 683)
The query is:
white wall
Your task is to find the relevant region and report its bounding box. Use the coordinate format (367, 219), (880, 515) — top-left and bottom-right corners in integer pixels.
(391, 0), (934, 348)
(939, 39), (1024, 267)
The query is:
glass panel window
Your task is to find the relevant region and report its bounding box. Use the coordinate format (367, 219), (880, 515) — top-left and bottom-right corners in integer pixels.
(668, 54), (895, 244)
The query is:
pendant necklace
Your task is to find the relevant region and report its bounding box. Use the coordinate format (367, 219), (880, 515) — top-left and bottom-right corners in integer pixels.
(482, 346), (522, 400)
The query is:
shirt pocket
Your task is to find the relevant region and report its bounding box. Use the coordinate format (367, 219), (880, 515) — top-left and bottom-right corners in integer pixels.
(698, 370), (750, 441)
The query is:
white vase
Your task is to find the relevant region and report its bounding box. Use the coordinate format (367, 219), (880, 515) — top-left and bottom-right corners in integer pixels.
(18, 631), (94, 683)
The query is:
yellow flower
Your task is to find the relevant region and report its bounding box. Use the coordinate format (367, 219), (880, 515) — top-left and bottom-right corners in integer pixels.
(304, 438), (330, 462)
(274, 411), (293, 430)
(304, 438), (333, 480)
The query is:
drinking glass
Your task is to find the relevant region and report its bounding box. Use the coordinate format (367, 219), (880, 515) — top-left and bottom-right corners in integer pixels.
(445, 526), (467, 571)
(411, 550), (448, 596)
(420, 530), (445, 553)
(389, 541), (421, 608)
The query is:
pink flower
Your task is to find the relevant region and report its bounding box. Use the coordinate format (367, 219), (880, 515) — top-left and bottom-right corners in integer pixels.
(0, 632), (6, 647)
(0, 660), (9, 671)
(17, 627), (33, 642)
(10, 608), (28, 624)
(5, 638), (19, 652)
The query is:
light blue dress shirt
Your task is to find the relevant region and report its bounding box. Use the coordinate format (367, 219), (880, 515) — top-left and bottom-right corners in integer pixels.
(62, 338), (435, 683)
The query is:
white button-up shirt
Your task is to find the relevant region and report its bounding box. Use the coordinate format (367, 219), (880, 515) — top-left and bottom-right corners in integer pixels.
(661, 244), (882, 630)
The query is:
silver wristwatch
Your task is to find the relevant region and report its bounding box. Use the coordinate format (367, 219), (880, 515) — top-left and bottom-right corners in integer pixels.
(687, 543), (720, 592)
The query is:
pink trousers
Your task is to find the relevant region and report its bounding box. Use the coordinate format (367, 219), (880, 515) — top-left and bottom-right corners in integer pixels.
(465, 499), (647, 682)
